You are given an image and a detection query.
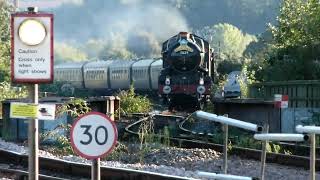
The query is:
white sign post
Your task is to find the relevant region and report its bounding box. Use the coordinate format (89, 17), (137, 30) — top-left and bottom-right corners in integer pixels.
(11, 7), (54, 180)
(71, 112), (118, 180)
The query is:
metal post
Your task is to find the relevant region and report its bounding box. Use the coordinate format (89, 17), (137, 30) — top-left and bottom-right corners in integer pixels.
(14, 0), (19, 9)
(92, 158), (101, 180)
(260, 124), (269, 180)
(28, 84), (39, 180)
(223, 123), (228, 174)
(310, 133), (316, 180)
(223, 114), (228, 174)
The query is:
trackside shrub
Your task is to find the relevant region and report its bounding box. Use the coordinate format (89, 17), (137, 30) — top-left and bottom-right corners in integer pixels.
(117, 85), (152, 115)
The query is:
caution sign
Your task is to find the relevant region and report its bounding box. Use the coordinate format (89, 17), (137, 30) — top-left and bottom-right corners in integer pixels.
(10, 102), (38, 119)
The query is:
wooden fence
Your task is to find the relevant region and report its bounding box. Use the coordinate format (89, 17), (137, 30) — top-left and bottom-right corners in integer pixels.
(249, 80), (320, 108)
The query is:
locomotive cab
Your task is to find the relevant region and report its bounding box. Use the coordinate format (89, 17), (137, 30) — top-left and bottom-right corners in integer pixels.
(159, 32), (213, 110)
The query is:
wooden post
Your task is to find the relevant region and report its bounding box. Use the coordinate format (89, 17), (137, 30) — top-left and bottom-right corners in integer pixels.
(92, 158), (100, 180)
(310, 133), (316, 180)
(28, 84), (39, 180)
(223, 123), (228, 174)
(223, 114), (228, 174)
(260, 124), (269, 180)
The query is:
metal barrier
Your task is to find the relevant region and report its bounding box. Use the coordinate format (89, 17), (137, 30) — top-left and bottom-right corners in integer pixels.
(296, 125), (320, 180)
(197, 171), (258, 180)
(194, 111), (262, 178)
(195, 111), (317, 180)
(253, 133), (309, 180)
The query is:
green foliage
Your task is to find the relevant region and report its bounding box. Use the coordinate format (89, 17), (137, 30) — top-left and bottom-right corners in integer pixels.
(57, 98), (91, 118)
(172, 0), (279, 33)
(196, 23), (257, 84)
(0, 1), (12, 42)
(103, 142), (128, 161)
(40, 124), (74, 155)
(266, 142), (282, 154)
(0, 82), (27, 118)
(262, 0), (320, 81)
(216, 60), (242, 76)
(211, 75), (227, 97)
(196, 23), (257, 61)
(212, 23), (257, 60)
(41, 99), (91, 155)
(39, 81), (65, 96)
(0, 2), (13, 82)
(137, 118), (155, 162)
(0, 82), (28, 101)
(54, 42), (88, 64)
(163, 126), (170, 147)
(237, 135), (261, 149)
(116, 85), (152, 115)
(81, 39), (105, 58)
(202, 101), (214, 113)
(239, 58), (256, 98)
(98, 34), (137, 60)
(270, 0), (320, 49)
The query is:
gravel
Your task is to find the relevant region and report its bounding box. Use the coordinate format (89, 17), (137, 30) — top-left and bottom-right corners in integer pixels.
(0, 138), (317, 180)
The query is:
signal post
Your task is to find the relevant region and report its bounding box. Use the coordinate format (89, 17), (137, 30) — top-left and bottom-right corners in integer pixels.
(11, 7), (54, 180)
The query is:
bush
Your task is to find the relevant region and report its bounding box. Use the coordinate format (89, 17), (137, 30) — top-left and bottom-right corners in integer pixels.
(0, 82), (28, 118)
(0, 82), (28, 101)
(117, 85), (152, 115)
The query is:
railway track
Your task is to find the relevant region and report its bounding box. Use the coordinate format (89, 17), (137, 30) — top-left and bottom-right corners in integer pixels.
(0, 165), (67, 180)
(125, 113), (320, 170)
(0, 148), (192, 180)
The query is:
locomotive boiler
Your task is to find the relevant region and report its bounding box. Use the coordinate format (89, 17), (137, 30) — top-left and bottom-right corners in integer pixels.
(158, 32), (213, 110)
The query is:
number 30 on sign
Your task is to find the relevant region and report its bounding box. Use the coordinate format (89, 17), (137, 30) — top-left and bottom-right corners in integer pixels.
(70, 112), (118, 159)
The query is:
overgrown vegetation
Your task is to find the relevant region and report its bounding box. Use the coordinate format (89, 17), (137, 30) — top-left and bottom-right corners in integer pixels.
(137, 117), (156, 162)
(245, 0), (320, 82)
(116, 85), (152, 115)
(57, 98), (91, 118)
(41, 98), (91, 155)
(0, 82), (28, 118)
(0, 1), (13, 82)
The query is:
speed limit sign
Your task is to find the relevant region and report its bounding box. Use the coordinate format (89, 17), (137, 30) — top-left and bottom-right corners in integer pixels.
(71, 112), (118, 159)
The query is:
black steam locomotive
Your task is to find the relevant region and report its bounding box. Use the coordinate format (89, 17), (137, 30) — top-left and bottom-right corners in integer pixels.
(158, 32), (213, 110)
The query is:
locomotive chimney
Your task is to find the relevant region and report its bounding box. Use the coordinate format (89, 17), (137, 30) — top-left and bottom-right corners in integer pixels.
(179, 32), (188, 37)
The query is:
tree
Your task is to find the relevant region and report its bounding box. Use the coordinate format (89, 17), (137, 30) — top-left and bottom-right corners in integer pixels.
(0, 1), (13, 82)
(98, 33), (136, 60)
(196, 23), (257, 76)
(266, 0), (320, 80)
(54, 42), (88, 64)
(196, 23), (257, 60)
(270, 0), (320, 49)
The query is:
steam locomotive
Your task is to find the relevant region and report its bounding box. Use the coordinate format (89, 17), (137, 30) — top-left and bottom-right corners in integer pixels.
(159, 32), (213, 110)
(54, 32), (213, 110)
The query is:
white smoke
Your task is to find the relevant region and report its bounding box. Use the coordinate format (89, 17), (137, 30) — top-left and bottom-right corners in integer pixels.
(12, 0), (83, 9)
(52, 0), (189, 58)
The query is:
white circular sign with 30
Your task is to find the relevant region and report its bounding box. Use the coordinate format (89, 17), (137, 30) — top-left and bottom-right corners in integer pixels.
(71, 112), (117, 159)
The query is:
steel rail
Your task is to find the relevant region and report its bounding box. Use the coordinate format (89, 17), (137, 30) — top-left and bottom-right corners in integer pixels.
(0, 148), (194, 180)
(125, 114), (320, 170)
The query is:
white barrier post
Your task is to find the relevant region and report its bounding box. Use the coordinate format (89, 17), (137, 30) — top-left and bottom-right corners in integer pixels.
(223, 114), (228, 174)
(194, 111), (262, 176)
(296, 125), (320, 180)
(195, 111), (262, 132)
(260, 124), (269, 180)
(310, 133), (316, 180)
(254, 133), (309, 180)
(197, 171), (258, 180)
